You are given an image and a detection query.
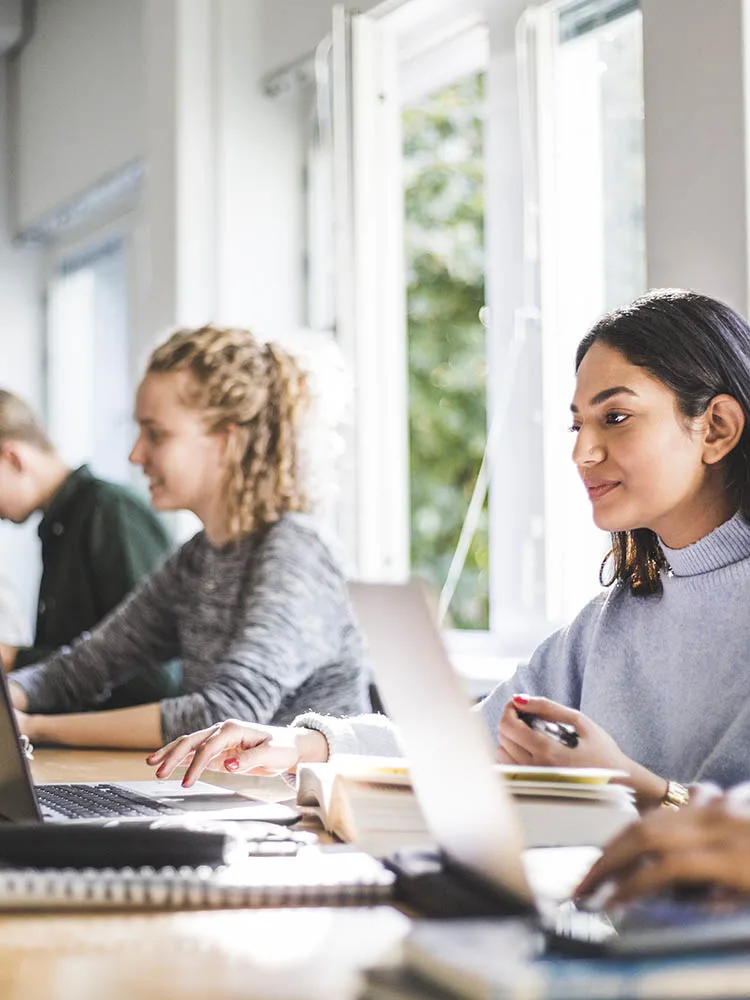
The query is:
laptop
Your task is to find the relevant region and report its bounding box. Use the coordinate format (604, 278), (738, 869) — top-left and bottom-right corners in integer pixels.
(348, 580), (750, 957)
(0, 669), (298, 826)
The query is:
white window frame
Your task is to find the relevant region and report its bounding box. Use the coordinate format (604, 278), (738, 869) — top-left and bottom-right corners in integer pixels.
(42, 209), (143, 484)
(329, 0), (645, 686)
(534, 0), (643, 629)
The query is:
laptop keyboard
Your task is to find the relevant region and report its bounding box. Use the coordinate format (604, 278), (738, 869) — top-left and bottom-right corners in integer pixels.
(37, 783), (183, 821)
(551, 899), (615, 943)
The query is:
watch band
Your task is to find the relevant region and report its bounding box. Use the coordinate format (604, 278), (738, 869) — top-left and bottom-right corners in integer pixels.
(661, 779), (690, 809)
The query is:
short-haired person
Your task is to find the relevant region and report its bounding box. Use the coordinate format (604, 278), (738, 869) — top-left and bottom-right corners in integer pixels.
(8, 326), (368, 748)
(0, 390), (178, 706)
(149, 290), (750, 808)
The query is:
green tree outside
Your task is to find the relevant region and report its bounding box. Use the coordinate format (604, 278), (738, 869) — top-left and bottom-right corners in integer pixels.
(403, 72), (489, 630)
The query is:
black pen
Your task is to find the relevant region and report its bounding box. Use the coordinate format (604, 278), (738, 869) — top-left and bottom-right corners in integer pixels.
(516, 710), (579, 749)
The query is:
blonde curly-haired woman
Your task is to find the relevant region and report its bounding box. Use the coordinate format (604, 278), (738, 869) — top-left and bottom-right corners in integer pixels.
(8, 326), (368, 749)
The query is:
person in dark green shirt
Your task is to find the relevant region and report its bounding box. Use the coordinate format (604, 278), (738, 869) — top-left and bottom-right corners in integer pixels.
(0, 389), (180, 706)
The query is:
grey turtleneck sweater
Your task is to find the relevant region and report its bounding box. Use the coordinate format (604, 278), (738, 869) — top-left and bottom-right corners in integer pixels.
(295, 511), (750, 788)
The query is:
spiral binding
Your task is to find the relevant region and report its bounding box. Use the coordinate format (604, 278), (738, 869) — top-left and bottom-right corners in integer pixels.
(0, 859), (395, 910)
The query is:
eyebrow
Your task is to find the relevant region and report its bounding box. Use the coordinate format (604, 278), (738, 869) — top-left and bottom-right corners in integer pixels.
(570, 386), (638, 413)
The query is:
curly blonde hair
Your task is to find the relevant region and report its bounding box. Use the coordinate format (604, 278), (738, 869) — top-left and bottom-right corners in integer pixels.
(147, 325), (310, 540)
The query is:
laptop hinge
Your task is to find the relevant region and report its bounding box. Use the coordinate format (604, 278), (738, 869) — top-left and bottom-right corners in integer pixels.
(384, 846), (536, 919)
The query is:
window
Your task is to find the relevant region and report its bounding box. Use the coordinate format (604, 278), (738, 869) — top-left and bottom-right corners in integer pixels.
(46, 238), (133, 484)
(536, 0), (645, 624)
(404, 70), (489, 630)
(316, 0), (645, 674)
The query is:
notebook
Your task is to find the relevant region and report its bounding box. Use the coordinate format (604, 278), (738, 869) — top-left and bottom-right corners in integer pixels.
(0, 669), (298, 825)
(348, 580), (750, 957)
(0, 849), (395, 911)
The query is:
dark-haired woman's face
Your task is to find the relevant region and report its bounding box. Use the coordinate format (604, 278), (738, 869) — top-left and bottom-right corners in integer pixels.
(570, 342), (722, 545)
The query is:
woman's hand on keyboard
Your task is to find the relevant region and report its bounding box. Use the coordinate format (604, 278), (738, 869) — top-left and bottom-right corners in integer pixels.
(147, 720), (329, 787)
(575, 793), (750, 906)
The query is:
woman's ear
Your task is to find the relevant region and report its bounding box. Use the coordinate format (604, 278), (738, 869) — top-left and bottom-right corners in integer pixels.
(702, 394), (745, 465)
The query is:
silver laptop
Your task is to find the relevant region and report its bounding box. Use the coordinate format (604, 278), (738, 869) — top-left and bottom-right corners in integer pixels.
(0, 669), (297, 825)
(348, 580), (750, 957)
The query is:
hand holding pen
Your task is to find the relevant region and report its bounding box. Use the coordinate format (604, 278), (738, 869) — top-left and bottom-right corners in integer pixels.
(497, 694), (632, 772)
(516, 710), (579, 748)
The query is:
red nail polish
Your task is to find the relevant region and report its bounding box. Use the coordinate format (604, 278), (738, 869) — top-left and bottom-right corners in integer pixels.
(513, 694), (530, 705)
(225, 758), (240, 772)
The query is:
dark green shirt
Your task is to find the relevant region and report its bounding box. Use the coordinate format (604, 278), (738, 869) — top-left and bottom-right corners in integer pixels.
(13, 466), (181, 705)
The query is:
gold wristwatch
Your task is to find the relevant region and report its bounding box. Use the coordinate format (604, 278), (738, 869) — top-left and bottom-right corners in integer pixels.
(661, 779), (690, 809)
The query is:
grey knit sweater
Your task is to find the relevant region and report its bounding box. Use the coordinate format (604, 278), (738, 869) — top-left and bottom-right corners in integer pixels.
(294, 511), (750, 789)
(12, 513), (369, 741)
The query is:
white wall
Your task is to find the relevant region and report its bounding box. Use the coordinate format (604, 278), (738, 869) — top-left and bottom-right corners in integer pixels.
(0, 59), (43, 626)
(14, 0), (143, 231)
(642, 0), (749, 314)
(215, 0), (305, 332)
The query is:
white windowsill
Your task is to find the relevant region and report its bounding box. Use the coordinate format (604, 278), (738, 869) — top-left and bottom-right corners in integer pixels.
(449, 651), (523, 700)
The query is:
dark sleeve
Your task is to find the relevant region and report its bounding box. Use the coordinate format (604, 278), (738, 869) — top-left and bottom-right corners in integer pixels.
(160, 523), (350, 741)
(13, 645), (56, 670)
(87, 490), (173, 622)
(11, 547), (185, 714)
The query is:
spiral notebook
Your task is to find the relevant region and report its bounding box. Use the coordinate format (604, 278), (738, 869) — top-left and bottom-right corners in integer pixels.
(0, 849), (395, 911)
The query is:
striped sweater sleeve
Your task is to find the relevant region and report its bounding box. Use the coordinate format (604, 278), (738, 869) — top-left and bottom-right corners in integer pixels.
(158, 520), (357, 741)
(10, 553), (182, 712)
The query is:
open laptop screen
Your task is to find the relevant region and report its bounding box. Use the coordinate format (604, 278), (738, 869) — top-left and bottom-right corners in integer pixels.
(348, 580), (533, 906)
(0, 668), (42, 821)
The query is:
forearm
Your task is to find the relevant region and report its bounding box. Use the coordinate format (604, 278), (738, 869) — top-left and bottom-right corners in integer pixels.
(618, 760), (667, 812)
(291, 712), (403, 757)
(28, 702), (163, 750)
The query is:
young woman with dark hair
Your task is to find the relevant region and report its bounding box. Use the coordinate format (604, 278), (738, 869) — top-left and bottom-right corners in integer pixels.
(149, 289), (750, 811)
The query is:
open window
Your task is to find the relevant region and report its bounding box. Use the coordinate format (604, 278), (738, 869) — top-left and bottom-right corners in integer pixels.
(310, 0), (645, 681)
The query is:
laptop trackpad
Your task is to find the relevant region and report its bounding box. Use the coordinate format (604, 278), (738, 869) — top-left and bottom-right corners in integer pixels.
(116, 781), (300, 825)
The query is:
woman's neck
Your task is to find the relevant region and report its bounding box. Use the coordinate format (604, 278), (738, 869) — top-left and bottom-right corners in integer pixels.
(193, 497), (232, 548)
(655, 491), (736, 550)
(202, 518), (232, 548)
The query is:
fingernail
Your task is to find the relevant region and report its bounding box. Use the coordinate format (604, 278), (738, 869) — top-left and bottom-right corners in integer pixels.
(225, 757), (240, 772)
(181, 776), (191, 788)
(513, 694), (530, 705)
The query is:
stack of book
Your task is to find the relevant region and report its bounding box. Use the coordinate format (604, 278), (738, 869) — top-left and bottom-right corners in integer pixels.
(296, 755), (637, 857)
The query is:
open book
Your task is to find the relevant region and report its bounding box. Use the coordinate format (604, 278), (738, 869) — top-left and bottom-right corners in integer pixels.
(296, 756), (637, 857)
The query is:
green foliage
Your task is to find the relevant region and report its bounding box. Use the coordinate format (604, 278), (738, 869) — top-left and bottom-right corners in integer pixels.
(403, 73), (489, 630)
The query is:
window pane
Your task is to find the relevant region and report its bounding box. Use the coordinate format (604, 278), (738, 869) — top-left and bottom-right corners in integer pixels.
(403, 72), (488, 630)
(540, 6), (645, 623)
(47, 239), (133, 485)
